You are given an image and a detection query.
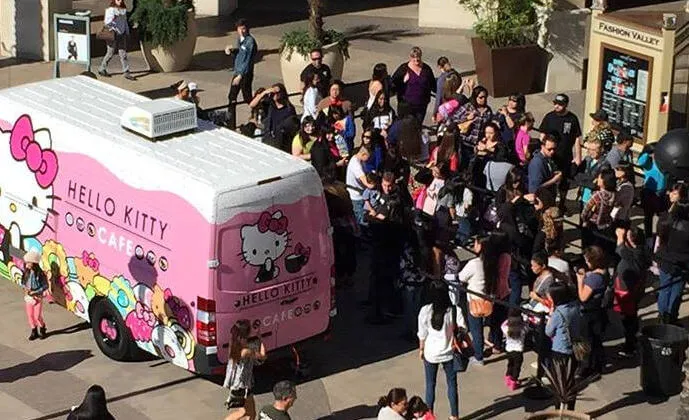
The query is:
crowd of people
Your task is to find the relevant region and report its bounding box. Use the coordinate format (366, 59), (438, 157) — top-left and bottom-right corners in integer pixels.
(84, 15), (689, 420)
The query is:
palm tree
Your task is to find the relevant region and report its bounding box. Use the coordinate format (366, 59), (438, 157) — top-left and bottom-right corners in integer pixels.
(308, 0), (324, 44)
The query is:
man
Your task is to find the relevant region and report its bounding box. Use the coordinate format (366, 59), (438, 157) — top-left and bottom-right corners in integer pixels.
(575, 137), (610, 206)
(300, 48), (332, 98)
(605, 129), (634, 168)
(226, 18), (258, 129)
(539, 93), (582, 214)
(367, 171), (405, 324)
(584, 109), (616, 152)
(346, 146), (376, 226)
(528, 134), (562, 196)
(258, 381), (297, 420)
(433, 56), (460, 114)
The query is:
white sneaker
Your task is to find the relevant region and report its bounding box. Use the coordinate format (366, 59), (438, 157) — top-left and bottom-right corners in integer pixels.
(469, 357), (485, 367)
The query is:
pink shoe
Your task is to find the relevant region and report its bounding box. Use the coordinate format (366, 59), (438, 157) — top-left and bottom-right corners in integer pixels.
(508, 377), (519, 391)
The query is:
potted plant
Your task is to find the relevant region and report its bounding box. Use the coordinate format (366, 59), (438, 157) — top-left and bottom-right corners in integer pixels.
(526, 357), (598, 420)
(458, 0), (553, 97)
(279, 0), (350, 94)
(131, 0), (197, 73)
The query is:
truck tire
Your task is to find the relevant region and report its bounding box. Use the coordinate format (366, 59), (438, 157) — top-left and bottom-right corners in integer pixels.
(91, 299), (134, 361)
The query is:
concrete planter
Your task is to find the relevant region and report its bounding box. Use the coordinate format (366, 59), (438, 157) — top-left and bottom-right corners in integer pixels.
(525, 410), (592, 420)
(280, 41), (345, 94)
(471, 37), (550, 98)
(141, 10), (197, 73)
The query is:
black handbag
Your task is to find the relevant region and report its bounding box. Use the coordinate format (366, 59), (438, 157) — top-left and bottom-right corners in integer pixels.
(225, 388), (248, 409)
(451, 306), (472, 373)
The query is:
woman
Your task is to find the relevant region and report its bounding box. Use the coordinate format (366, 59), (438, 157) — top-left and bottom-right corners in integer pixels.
(67, 385), (115, 420)
(363, 90), (397, 131)
(377, 388), (408, 420)
(323, 172), (357, 288)
(453, 86), (493, 169)
(417, 279), (464, 420)
(362, 129), (385, 174)
(316, 80), (352, 118)
(611, 161), (634, 226)
(476, 122), (508, 162)
(428, 127), (459, 173)
(98, 0), (134, 80)
(533, 207), (564, 257)
(367, 63), (387, 109)
(291, 117), (318, 161)
(486, 232), (512, 355)
(387, 102), (423, 162)
(301, 72), (322, 122)
(310, 126), (348, 180)
(223, 319), (267, 420)
(458, 236), (498, 365)
(545, 282), (581, 409)
(528, 251), (555, 310)
(515, 113), (535, 165)
(656, 188), (689, 325)
(497, 93), (526, 146)
(581, 168), (616, 251)
(576, 246), (609, 377)
(21, 251), (48, 340)
(392, 47), (435, 123)
(263, 83), (297, 151)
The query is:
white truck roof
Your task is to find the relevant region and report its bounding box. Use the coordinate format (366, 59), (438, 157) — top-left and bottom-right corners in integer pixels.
(0, 76), (320, 222)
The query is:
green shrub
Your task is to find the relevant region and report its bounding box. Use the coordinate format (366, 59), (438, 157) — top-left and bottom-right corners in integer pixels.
(279, 29), (350, 61)
(131, 0), (194, 48)
(458, 0), (540, 48)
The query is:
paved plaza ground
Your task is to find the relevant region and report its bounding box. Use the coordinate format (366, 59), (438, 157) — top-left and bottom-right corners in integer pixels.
(0, 2), (687, 419)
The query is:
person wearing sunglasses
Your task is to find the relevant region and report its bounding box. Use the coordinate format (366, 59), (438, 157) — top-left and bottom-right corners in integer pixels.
(528, 134), (562, 197)
(300, 48), (332, 98)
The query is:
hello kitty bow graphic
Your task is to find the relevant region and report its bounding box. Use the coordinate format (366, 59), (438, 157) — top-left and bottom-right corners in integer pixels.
(81, 251), (100, 272)
(9, 115), (58, 188)
(257, 211), (288, 234)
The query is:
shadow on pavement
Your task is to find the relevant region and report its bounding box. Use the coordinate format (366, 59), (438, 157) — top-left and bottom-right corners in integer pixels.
(316, 403), (379, 420)
(45, 321), (90, 338)
(587, 390), (669, 418)
(0, 349), (93, 383)
(461, 393), (553, 420)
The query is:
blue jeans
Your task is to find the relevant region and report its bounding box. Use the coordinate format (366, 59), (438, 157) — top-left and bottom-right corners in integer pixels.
(352, 199), (365, 226)
(423, 359), (459, 416)
(402, 285), (423, 336)
(467, 311), (484, 361)
(509, 270), (522, 306)
(657, 269), (687, 320)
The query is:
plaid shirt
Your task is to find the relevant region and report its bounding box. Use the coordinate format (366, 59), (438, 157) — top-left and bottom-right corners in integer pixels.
(452, 102), (494, 145)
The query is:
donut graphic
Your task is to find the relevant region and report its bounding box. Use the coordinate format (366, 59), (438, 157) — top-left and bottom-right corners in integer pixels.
(87, 223), (96, 237)
(135, 246), (144, 260)
(146, 251), (156, 266)
(159, 257), (169, 272)
(65, 212), (74, 227)
(76, 217), (85, 232)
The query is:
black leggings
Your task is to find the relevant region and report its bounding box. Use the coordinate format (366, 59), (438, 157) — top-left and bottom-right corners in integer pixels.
(506, 351), (523, 379)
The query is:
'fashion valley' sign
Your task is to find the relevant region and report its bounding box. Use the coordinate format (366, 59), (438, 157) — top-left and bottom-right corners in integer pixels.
(596, 21), (662, 48)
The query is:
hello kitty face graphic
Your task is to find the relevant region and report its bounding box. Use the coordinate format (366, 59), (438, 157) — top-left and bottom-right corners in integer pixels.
(240, 210), (290, 283)
(0, 115), (59, 251)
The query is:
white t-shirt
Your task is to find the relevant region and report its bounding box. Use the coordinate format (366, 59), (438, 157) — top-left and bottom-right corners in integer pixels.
(301, 86), (321, 122)
(483, 160), (514, 191)
(548, 256), (570, 277)
(422, 178), (444, 216)
(377, 406), (405, 420)
(501, 320), (525, 352)
(346, 156), (366, 201)
(458, 257), (486, 301)
(417, 304), (466, 364)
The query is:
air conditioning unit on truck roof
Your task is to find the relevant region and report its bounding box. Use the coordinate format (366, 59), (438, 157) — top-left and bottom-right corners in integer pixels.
(121, 98), (197, 139)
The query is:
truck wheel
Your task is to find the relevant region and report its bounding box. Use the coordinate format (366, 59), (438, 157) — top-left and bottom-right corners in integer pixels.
(91, 299), (134, 361)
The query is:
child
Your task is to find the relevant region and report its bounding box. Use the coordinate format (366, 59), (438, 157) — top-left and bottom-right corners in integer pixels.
(406, 396), (437, 420)
(501, 308), (526, 391)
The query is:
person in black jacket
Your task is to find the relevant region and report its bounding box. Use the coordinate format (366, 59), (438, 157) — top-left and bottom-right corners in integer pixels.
(67, 385), (115, 420)
(656, 191), (689, 324)
(391, 46), (435, 123)
(262, 83), (297, 152)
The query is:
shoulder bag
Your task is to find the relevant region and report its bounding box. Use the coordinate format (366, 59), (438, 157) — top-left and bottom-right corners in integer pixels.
(96, 26), (115, 42)
(224, 359), (248, 409)
(557, 307), (590, 362)
(469, 295), (493, 318)
(450, 306), (473, 372)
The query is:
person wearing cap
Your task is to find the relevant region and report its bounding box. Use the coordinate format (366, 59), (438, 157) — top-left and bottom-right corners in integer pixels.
(226, 18), (258, 129)
(21, 250), (49, 340)
(605, 130), (634, 168)
(539, 93), (582, 214)
(584, 109), (615, 153)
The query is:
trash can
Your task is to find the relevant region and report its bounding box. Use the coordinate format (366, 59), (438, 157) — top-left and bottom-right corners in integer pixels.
(640, 324), (689, 396)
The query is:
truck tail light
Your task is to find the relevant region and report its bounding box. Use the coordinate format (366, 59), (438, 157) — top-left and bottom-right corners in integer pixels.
(196, 296), (217, 347)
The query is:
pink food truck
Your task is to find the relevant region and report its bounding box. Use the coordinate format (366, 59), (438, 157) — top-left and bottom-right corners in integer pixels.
(0, 76), (335, 375)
